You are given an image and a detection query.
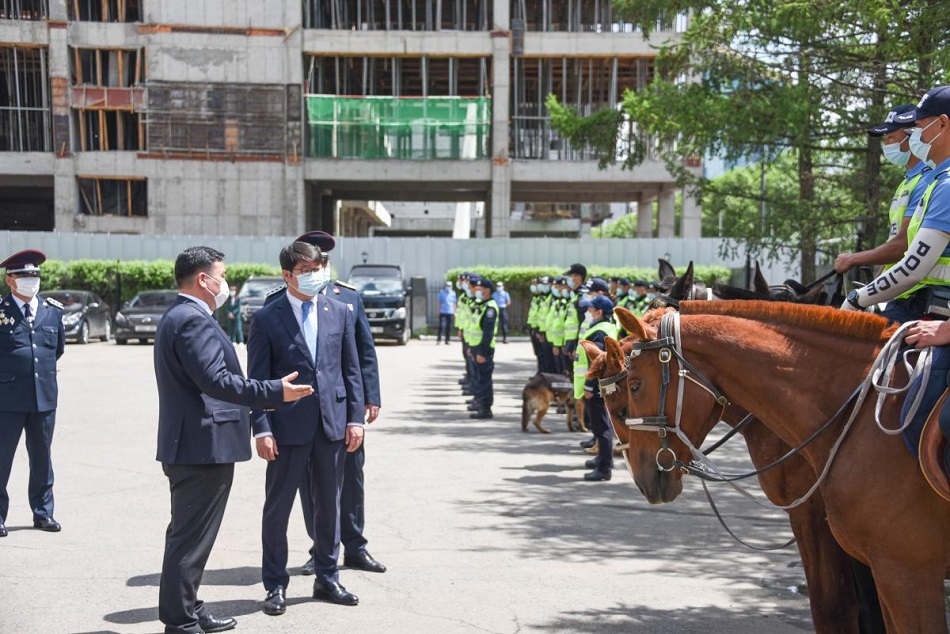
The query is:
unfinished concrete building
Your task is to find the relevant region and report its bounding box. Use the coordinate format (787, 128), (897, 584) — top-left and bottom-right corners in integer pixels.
(0, 0), (698, 238)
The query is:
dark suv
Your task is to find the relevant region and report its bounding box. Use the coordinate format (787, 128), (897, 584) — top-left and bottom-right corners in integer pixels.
(347, 264), (409, 345)
(238, 276), (285, 335)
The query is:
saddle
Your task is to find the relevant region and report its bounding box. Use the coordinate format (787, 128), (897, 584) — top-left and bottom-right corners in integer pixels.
(919, 389), (950, 503)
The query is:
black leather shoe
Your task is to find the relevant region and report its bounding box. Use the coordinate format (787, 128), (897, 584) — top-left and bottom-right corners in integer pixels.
(466, 403), (480, 411)
(198, 612), (236, 633)
(0, 521), (7, 537)
(585, 458), (600, 469)
(300, 556), (316, 576)
(579, 437), (596, 449)
(344, 551), (386, 573)
(33, 516), (61, 532)
(457, 378), (468, 385)
(313, 580), (358, 606)
(262, 586), (286, 616)
(469, 410), (493, 419)
(584, 470), (612, 481)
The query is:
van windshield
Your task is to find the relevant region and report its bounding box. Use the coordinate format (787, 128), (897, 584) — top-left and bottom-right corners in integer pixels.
(350, 277), (403, 294)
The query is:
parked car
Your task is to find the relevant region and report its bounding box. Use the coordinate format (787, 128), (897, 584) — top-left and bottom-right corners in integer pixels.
(238, 276), (285, 335)
(347, 264), (409, 345)
(114, 290), (179, 345)
(39, 290), (112, 344)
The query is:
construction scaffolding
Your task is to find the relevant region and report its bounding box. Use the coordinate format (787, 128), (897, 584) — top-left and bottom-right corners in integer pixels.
(511, 56), (652, 160)
(306, 95), (490, 160)
(144, 83), (301, 158)
(304, 0), (490, 31)
(306, 56), (490, 98)
(68, 0), (142, 22)
(511, 0), (687, 32)
(0, 0), (47, 20)
(77, 176), (146, 216)
(0, 46), (51, 153)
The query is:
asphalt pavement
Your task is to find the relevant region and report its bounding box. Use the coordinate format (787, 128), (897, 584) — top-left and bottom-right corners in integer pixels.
(0, 338), (851, 633)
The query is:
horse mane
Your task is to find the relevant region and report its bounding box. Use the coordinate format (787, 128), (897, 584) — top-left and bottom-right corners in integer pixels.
(678, 300), (895, 342)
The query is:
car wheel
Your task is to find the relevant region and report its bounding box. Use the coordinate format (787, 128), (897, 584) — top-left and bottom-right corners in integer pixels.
(115, 337), (128, 345)
(397, 324), (410, 346)
(100, 320), (112, 342)
(77, 321), (90, 345)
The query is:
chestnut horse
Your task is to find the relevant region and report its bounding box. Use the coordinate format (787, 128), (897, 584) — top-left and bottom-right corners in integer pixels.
(586, 335), (867, 633)
(612, 301), (950, 633)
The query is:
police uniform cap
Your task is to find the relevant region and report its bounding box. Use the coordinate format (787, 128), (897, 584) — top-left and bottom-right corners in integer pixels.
(473, 277), (494, 289)
(619, 278), (631, 286)
(554, 276), (568, 285)
(295, 231), (335, 252)
(538, 275), (553, 284)
(579, 295), (614, 313)
(588, 277), (610, 293)
(1, 249), (45, 275)
(633, 280), (649, 287)
(894, 87), (950, 124)
(866, 104), (917, 136)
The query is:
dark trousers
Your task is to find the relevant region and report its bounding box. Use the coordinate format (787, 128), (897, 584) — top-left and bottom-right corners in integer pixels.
(586, 397), (613, 471)
(498, 308), (509, 340)
(300, 440), (367, 559)
(528, 328), (542, 373)
(263, 429), (345, 590)
(474, 350), (495, 411)
(226, 317), (244, 344)
(437, 314), (454, 342)
(539, 340), (555, 373)
(880, 291), (927, 324)
(464, 344), (476, 386)
(0, 409), (56, 523)
(159, 463), (234, 634)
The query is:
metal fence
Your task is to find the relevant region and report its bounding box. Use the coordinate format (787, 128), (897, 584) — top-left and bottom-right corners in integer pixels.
(0, 231), (798, 326)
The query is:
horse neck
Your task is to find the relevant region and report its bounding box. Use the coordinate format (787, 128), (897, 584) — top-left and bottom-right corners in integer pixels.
(679, 315), (881, 466)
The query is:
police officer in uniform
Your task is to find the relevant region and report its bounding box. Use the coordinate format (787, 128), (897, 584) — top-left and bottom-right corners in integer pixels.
(0, 250), (66, 537)
(457, 273), (476, 397)
(263, 232), (387, 576)
(526, 278), (543, 373)
(573, 295), (618, 481)
(468, 277), (498, 420)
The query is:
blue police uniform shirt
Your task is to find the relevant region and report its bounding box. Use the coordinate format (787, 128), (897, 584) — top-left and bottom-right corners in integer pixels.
(492, 290), (510, 308)
(918, 155), (950, 259)
(904, 161), (933, 220)
(439, 288), (457, 314)
(0, 294), (65, 412)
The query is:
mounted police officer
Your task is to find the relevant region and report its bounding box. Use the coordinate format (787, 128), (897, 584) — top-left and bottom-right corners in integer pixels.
(573, 295), (618, 481)
(468, 277), (498, 419)
(263, 231), (387, 576)
(0, 249), (66, 537)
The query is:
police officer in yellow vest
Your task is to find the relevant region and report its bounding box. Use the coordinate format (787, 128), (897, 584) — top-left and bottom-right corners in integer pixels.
(457, 273), (476, 396)
(526, 277), (542, 373)
(842, 87), (950, 323)
(835, 104), (932, 287)
(548, 277), (569, 375)
(574, 295), (618, 481)
(534, 275), (556, 373)
(467, 276), (498, 419)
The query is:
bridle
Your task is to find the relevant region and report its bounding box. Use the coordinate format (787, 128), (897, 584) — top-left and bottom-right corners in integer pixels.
(601, 311), (728, 473)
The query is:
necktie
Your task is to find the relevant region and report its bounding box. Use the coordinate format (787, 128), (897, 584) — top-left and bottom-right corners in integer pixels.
(301, 300), (317, 365)
(23, 303), (33, 324)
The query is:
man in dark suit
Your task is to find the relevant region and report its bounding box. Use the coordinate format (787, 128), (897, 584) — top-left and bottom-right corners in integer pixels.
(248, 240), (364, 616)
(154, 246), (313, 634)
(0, 249), (65, 538)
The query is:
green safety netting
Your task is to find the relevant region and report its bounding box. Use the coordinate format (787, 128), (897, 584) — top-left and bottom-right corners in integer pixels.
(306, 95), (491, 160)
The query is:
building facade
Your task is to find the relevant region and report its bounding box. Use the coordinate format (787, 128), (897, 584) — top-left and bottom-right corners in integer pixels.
(0, 0), (699, 239)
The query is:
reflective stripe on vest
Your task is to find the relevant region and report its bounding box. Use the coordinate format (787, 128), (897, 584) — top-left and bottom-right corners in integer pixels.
(899, 167), (950, 298)
(573, 319), (620, 399)
(883, 170), (927, 271)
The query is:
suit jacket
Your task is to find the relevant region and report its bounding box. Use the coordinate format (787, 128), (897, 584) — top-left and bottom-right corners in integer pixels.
(154, 296), (284, 465)
(264, 281), (381, 407)
(248, 292), (363, 445)
(0, 295), (65, 412)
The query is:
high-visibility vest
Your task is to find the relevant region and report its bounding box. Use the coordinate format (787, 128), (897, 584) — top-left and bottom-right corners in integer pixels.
(898, 167), (950, 299)
(563, 295), (580, 342)
(548, 298), (567, 346)
(527, 295), (540, 328)
(883, 168), (929, 271)
(573, 319), (619, 400)
(464, 299), (498, 348)
(536, 295), (553, 334)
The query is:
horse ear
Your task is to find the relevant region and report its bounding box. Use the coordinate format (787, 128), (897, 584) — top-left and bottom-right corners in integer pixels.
(580, 339), (603, 362)
(615, 306), (649, 340)
(667, 261), (695, 301)
(605, 336), (625, 372)
(658, 258), (676, 281)
(753, 262), (770, 294)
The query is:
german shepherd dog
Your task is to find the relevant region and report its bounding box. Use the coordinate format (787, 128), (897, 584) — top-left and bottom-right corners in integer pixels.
(521, 372), (586, 433)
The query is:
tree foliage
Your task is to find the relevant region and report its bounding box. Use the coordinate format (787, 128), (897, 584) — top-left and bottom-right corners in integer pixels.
(549, 0), (950, 280)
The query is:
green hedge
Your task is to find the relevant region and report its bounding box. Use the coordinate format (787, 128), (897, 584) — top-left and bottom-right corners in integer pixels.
(1, 259), (281, 309)
(444, 264), (731, 334)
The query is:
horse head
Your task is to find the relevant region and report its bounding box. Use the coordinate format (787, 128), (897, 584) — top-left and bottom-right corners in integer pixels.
(655, 260), (710, 307)
(713, 262), (827, 304)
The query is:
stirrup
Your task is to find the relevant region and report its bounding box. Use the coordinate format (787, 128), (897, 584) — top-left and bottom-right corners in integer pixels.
(919, 390), (950, 503)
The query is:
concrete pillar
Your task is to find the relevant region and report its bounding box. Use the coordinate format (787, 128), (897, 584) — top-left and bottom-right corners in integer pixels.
(657, 188), (675, 238)
(680, 187), (702, 238)
(637, 193), (653, 238)
(487, 1), (511, 238)
(578, 204), (592, 238)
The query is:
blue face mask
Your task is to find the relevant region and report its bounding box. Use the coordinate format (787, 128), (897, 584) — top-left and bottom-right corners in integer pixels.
(465, 288), (474, 298)
(295, 271), (329, 297)
(909, 119), (943, 167)
(530, 284), (538, 293)
(538, 284), (549, 293)
(616, 288), (627, 297)
(882, 141), (910, 167)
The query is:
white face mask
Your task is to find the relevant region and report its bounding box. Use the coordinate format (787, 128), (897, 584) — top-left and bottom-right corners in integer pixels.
(14, 276), (40, 298)
(882, 141), (910, 167)
(204, 274), (229, 309)
(583, 312), (594, 324)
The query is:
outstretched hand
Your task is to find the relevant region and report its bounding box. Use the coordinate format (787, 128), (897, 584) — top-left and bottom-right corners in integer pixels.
(281, 371), (314, 402)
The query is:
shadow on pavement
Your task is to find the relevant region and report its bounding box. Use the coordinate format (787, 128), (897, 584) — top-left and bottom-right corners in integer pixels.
(127, 566), (261, 588)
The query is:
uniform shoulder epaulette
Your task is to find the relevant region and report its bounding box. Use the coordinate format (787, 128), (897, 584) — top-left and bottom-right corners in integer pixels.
(44, 297), (64, 309)
(334, 280), (356, 291)
(265, 285), (287, 297)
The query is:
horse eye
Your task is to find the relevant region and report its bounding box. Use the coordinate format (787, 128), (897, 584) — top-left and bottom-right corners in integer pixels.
(614, 406), (628, 419)
(629, 380), (642, 396)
